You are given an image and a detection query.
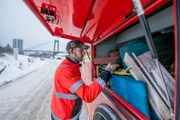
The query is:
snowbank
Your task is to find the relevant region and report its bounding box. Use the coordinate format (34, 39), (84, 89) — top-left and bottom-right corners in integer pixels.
(0, 54), (45, 86)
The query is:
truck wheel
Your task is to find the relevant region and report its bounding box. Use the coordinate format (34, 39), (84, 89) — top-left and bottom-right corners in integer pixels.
(93, 104), (120, 120)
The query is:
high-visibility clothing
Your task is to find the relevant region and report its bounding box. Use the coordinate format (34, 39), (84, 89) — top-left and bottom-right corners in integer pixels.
(51, 57), (106, 120)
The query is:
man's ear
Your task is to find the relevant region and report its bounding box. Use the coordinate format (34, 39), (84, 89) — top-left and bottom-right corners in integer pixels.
(69, 49), (73, 54)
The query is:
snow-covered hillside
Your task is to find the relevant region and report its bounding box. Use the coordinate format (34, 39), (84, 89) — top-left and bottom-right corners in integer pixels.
(0, 54), (45, 86)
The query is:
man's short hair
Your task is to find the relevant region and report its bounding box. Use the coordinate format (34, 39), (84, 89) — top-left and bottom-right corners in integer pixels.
(66, 40), (90, 51)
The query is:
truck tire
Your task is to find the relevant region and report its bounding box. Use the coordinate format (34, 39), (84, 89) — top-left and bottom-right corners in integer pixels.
(93, 104), (120, 120)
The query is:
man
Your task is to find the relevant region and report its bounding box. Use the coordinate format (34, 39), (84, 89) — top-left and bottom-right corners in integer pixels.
(51, 40), (119, 120)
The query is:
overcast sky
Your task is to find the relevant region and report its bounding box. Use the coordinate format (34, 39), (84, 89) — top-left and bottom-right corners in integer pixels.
(0, 0), (68, 51)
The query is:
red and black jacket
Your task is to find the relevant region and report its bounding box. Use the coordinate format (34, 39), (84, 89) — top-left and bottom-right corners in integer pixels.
(51, 56), (110, 120)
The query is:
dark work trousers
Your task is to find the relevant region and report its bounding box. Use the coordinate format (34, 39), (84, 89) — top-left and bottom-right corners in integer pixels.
(51, 114), (55, 120)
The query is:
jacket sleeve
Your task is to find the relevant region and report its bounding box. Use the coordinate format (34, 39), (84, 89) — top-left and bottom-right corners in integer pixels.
(75, 77), (106, 103)
(59, 67), (108, 103)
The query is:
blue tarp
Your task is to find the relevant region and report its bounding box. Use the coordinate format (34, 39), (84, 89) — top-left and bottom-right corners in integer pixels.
(110, 74), (150, 118)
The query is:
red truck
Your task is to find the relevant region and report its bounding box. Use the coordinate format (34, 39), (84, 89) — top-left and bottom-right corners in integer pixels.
(23, 0), (179, 119)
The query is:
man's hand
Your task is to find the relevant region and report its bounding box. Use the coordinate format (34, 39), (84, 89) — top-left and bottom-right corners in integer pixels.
(99, 63), (119, 83)
(105, 62), (119, 73)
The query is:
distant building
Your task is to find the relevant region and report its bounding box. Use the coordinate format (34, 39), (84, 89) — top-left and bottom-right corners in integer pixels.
(18, 39), (23, 50)
(12, 39), (17, 48)
(12, 39), (23, 50)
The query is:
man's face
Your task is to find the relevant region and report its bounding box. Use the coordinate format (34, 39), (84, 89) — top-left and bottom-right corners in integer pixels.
(72, 47), (86, 62)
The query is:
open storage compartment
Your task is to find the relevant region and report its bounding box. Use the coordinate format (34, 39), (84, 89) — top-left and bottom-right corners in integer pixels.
(93, 5), (175, 119)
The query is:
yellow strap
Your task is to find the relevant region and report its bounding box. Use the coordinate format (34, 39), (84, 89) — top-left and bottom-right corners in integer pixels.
(113, 69), (131, 76)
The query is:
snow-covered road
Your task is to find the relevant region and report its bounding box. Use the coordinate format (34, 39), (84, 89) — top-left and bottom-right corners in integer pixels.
(0, 60), (88, 120)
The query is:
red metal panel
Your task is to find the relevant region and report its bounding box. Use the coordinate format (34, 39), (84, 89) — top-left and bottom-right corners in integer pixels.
(93, 57), (118, 64)
(51, 0), (93, 37)
(93, 0), (171, 45)
(24, 0), (93, 41)
(81, 0), (133, 42)
(81, 0), (151, 42)
(23, 0), (155, 43)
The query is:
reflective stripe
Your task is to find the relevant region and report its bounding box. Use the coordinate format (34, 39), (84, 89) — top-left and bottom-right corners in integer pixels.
(70, 80), (84, 93)
(51, 111), (61, 120)
(96, 78), (106, 88)
(51, 109), (81, 120)
(54, 90), (78, 100)
(56, 64), (68, 71)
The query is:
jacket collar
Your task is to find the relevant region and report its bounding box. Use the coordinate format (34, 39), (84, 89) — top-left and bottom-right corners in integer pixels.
(66, 56), (79, 64)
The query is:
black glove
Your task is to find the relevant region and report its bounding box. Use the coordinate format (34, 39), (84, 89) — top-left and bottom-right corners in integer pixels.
(99, 70), (111, 83)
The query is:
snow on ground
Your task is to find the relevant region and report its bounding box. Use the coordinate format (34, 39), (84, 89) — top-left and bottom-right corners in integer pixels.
(0, 54), (45, 86)
(0, 53), (89, 119)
